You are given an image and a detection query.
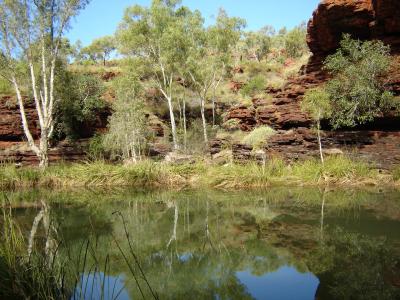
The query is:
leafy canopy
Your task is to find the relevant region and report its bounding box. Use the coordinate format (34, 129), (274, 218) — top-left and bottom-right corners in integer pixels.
(81, 35), (115, 64)
(103, 73), (148, 160)
(301, 87), (332, 122)
(117, 0), (191, 76)
(324, 34), (395, 128)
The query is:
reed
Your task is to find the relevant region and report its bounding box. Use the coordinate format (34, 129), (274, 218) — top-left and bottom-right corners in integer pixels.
(0, 156), (392, 190)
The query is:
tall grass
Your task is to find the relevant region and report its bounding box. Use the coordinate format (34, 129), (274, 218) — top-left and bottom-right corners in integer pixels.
(0, 156), (390, 190)
(241, 125), (276, 149)
(0, 208), (69, 299)
(0, 204), (157, 299)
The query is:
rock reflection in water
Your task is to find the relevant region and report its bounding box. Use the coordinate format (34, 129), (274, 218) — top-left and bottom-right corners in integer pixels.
(3, 187), (400, 299)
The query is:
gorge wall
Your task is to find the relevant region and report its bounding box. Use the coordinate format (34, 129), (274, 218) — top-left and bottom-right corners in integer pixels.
(219, 0), (400, 169)
(0, 96), (91, 165)
(1, 0), (400, 167)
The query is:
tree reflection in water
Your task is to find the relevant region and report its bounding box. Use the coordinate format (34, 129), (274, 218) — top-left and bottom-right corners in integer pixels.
(3, 188), (400, 299)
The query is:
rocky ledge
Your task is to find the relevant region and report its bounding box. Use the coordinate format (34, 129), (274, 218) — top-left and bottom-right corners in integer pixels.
(220, 0), (400, 168)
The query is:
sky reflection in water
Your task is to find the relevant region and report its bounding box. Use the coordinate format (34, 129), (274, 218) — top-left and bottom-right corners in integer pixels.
(6, 188), (400, 300)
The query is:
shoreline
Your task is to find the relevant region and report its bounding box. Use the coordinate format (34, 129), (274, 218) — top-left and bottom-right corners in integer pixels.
(1, 156), (399, 190)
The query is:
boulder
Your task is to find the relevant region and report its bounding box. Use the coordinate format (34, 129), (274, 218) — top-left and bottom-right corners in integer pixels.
(164, 152), (195, 164)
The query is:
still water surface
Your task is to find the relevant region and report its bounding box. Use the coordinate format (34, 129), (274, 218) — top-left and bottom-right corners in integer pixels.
(4, 187), (400, 299)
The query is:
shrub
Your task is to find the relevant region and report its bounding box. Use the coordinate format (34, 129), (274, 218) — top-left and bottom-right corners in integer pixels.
(392, 166), (400, 181)
(242, 125), (276, 149)
(103, 74), (148, 161)
(0, 77), (12, 95)
(284, 25), (308, 58)
(222, 118), (241, 131)
(87, 133), (107, 161)
(54, 72), (107, 140)
(241, 75), (266, 97)
(324, 34), (396, 128)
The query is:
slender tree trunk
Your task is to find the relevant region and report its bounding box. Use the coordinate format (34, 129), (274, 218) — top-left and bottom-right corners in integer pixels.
(12, 78), (40, 156)
(200, 97), (208, 144)
(317, 120), (324, 165)
(320, 188), (326, 241)
(167, 203), (178, 248)
(166, 96), (178, 150)
(183, 97), (187, 151)
(39, 139), (49, 169)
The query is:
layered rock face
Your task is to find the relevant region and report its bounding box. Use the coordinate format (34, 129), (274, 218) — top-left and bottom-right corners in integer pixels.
(0, 96), (89, 165)
(0, 96), (40, 141)
(307, 0), (400, 72)
(219, 0), (400, 168)
(2, 0), (400, 167)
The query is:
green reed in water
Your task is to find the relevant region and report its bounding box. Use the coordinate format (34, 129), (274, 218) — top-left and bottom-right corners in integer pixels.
(0, 156), (393, 190)
(0, 196), (157, 300)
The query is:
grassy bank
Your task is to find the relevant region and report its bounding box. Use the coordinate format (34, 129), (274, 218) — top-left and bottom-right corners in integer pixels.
(0, 156), (397, 190)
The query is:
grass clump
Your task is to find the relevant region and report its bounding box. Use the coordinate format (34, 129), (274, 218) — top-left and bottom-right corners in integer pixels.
(0, 156), (391, 190)
(291, 156), (375, 183)
(242, 126), (276, 149)
(0, 211), (70, 299)
(240, 75), (266, 97)
(392, 166), (400, 182)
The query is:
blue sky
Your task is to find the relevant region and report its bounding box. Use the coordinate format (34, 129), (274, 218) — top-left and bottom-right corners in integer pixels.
(67, 0), (321, 46)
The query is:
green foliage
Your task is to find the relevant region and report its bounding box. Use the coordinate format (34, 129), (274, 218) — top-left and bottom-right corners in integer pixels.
(242, 126), (276, 149)
(208, 8), (246, 64)
(301, 87), (332, 121)
(87, 133), (107, 161)
(284, 24), (308, 58)
(392, 166), (400, 181)
(309, 230), (400, 300)
(222, 118), (241, 131)
(241, 75), (266, 97)
(324, 34), (395, 128)
(103, 74), (148, 161)
(81, 35), (116, 65)
(291, 156), (373, 182)
(0, 77), (12, 95)
(0, 211), (72, 299)
(0, 156), (385, 189)
(54, 71), (106, 139)
(243, 29), (271, 61)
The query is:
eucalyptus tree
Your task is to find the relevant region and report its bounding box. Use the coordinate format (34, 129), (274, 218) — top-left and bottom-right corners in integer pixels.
(103, 72), (147, 162)
(284, 23), (308, 58)
(0, 0), (89, 168)
(301, 87), (332, 164)
(82, 35), (115, 65)
(187, 9), (245, 143)
(243, 30), (271, 62)
(117, 0), (192, 150)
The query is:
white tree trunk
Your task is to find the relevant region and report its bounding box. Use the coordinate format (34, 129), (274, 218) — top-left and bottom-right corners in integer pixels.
(166, 96), (178, 150)
(12, 78), (40, 157)
(320, 188), (326, 241)
(167, 203), (178, 248)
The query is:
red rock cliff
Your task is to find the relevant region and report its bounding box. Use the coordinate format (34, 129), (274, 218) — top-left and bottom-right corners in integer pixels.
(220, 0), (400, 168)
(306, 0), (400, 72)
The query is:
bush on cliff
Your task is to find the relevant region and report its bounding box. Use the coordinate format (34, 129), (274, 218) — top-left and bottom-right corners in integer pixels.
(240, 75), (266, 97)
(324, 34), (396, 129)
(242, 126), (276, 149)
(54, 72), (107, 140)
